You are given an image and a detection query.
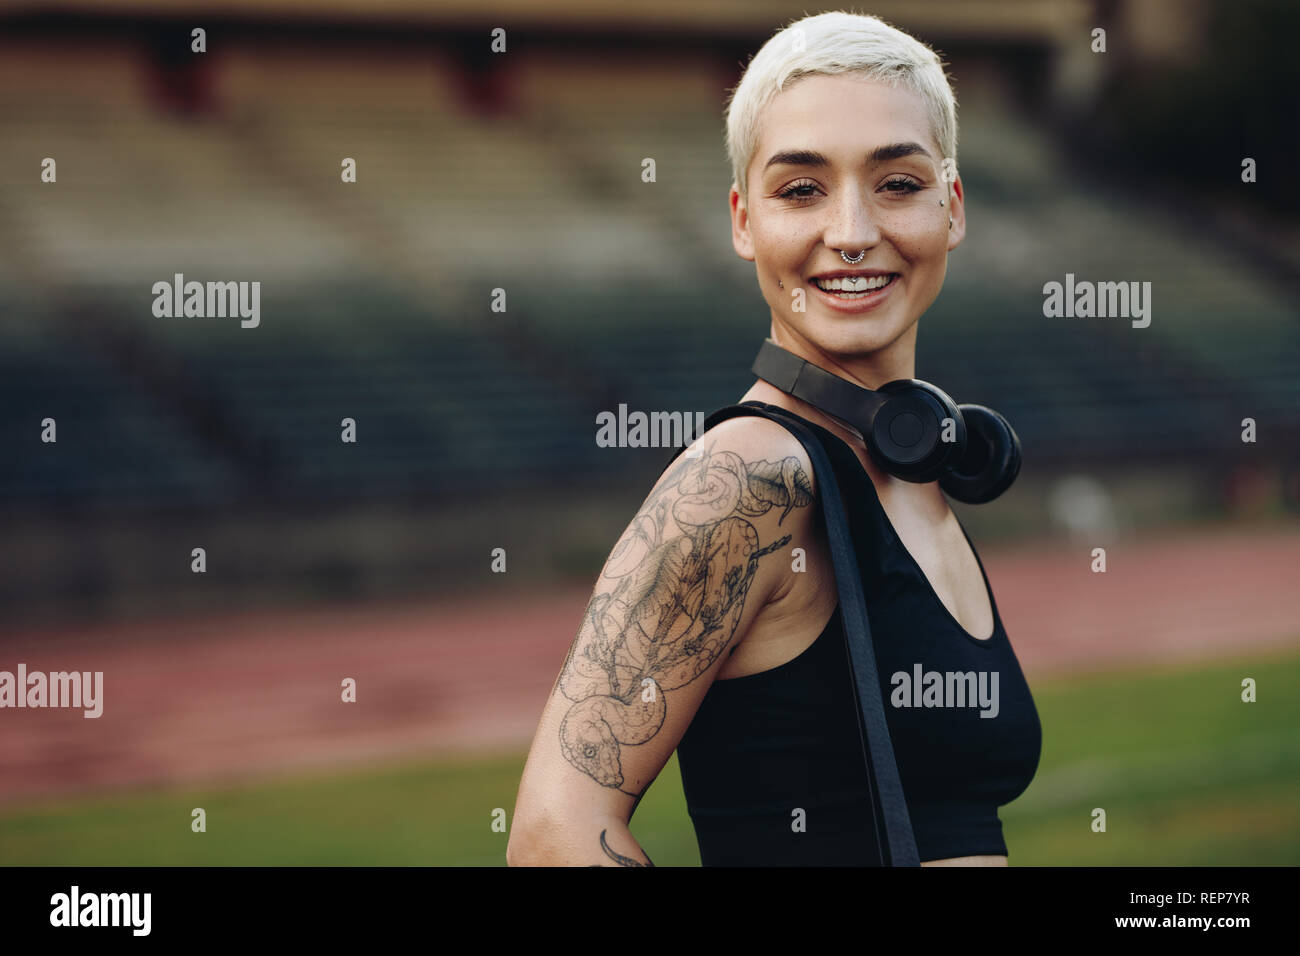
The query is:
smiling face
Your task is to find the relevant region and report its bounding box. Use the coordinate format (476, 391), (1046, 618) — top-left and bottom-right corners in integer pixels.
(730, 73), (965, 380)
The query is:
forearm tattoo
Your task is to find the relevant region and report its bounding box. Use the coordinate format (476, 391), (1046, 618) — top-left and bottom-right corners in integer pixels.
(556, 443), (813, 795)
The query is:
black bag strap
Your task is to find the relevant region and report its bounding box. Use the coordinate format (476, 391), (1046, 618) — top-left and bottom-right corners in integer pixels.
(677, 400), (920, 866)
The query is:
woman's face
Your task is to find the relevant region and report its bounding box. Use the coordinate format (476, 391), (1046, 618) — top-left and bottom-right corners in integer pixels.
(731, 73), (965, 370)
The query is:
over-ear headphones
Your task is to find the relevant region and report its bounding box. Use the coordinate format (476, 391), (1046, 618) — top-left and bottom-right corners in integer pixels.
(751, 339), (1021, 504)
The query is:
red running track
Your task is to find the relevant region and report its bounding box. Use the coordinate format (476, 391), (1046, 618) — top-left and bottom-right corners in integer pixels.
(0, 524), (1297, 807)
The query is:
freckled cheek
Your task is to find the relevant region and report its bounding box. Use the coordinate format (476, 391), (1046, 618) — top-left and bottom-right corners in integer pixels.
(890, 223), (950, 276)
(759, 233), (814, 281)
(757, 223), (812, 258)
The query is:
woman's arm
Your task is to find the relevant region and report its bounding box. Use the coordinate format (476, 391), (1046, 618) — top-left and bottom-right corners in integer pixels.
(507, 416), (817, 865)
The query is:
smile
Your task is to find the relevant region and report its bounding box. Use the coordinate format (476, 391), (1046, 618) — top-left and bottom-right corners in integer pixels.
(811, 273), (899, 298)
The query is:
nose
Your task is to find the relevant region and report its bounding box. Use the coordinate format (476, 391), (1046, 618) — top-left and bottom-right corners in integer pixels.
(824, 183), (883, 254)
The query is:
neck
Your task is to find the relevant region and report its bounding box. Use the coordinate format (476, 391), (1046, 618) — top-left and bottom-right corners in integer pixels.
(768, 320), (916, 389)
(741, 319), (924, 496)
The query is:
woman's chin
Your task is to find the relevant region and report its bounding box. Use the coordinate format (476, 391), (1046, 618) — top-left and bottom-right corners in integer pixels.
(791, 318), (908, 357)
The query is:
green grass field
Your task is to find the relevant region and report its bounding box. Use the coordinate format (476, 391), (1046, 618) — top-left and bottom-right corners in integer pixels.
(2, 648), (1297, 866)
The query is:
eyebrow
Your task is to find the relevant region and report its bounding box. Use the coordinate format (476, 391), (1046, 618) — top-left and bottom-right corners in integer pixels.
(763, 141), (934, 172)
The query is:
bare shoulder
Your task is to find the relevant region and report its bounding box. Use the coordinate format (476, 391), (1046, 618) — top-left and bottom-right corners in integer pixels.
(667, 412), (819, 514)
(619, 414), (819, 576)
(686, 411), (813, 465)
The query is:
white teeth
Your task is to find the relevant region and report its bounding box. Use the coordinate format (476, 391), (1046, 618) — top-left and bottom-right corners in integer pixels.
(813, 274), (894, 292)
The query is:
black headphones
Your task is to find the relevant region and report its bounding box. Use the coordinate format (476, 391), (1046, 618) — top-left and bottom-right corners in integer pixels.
(751, 339), (1021, 504)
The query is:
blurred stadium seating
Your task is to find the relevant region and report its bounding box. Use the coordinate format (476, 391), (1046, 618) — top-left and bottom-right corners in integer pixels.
(0, 1), (1295, 621)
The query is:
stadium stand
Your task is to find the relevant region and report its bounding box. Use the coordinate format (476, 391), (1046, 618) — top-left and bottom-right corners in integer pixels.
(0, 14), (1295, 618)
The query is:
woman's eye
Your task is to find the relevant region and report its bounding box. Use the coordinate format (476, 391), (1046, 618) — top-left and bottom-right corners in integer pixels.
(777, 181), (819, 202)
(881, 177), (923, 194)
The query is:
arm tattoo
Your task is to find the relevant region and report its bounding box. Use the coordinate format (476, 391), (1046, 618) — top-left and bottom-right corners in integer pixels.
(590, 828), (654, 867)
(556, 443), (812, 794)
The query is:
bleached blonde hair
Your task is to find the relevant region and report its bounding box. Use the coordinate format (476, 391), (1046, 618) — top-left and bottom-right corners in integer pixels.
(725, 10), (958, 202)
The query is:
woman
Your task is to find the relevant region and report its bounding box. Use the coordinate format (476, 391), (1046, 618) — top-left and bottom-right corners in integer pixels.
(509, 10), (1041, 867)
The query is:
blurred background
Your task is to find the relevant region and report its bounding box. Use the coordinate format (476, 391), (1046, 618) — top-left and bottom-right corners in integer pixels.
(0, 0), (1297, 865)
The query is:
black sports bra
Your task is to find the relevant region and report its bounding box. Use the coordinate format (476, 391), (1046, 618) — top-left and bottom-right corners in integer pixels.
(674, 402), (1042, 865)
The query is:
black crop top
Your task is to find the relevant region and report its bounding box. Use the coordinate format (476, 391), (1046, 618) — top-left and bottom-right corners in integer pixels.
(674, 403), (1041, 866)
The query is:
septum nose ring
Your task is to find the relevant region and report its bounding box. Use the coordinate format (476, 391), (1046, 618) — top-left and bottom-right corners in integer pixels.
(840, 249), (866, 264)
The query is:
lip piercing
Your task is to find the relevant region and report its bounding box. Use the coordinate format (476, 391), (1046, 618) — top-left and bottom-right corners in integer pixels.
(840, 249), (865, 264)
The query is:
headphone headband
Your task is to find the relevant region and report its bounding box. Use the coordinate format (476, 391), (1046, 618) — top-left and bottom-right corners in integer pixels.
(751, 338), (888, 429)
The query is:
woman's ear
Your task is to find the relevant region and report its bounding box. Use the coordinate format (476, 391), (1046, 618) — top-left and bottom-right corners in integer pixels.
(730, 185), (756, 262)
(946, 175), (966, 250)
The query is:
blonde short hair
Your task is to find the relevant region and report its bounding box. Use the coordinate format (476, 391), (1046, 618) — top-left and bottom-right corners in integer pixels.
(725, 10), (958, 202)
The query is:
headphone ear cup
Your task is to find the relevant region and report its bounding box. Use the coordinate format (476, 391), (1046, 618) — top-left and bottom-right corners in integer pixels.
(939, 404), (1021, 504)
(870, 380), (966, 482)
